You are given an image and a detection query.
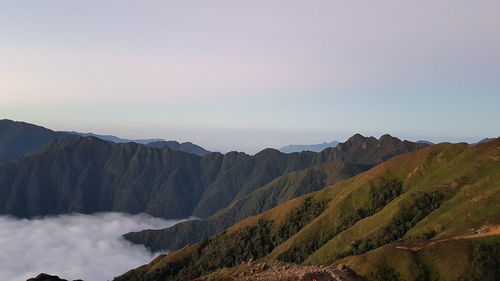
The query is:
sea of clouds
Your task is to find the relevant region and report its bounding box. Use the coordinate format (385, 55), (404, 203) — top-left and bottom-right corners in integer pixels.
(0, 212), (188, 281)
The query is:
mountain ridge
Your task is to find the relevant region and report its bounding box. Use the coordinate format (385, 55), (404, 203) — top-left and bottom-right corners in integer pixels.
(279, 141), (340, 153)
(123, 134), (428, 252)
(114, 138), (500, 281)
(0, 132), (427, 223)
(0, 119), (69, 164)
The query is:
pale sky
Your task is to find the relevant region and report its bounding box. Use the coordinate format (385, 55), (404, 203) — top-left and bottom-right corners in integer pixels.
(1, 0), (499, 153)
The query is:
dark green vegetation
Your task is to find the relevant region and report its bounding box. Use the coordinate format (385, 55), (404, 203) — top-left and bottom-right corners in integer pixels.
(0, 136), (316, 218)
(340, 191), (444, 259)
(0, 119), (68, 164)
(276, 179), (404, 263)
(124, 161), (364, 251)
(0, 121), (427, 226)
(114, 198), (327, 281)
(125, 135), (427, 251)
(115, 139), (500, 281)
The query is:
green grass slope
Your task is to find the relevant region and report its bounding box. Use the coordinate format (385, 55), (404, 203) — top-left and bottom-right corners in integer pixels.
(123, 160), (365, 251)
(114, 139), (500, 281)
(123, 134), (427, 252)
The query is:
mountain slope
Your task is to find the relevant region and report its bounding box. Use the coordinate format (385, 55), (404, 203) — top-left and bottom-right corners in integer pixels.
(124, 161), (365, 251)
(124, 135), (427, 252)
(0, 136), (204, 218)
(114, 139), (500, 281)
(0, 119), (68, 164)
(279, 141), (339, 153)
(0, 136), (321, 219)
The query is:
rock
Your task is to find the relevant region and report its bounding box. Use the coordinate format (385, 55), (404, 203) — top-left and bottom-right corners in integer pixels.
(300, 271), (336, 281)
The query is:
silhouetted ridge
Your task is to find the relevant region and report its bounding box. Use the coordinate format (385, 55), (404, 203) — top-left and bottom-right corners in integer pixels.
(0, 119), (70, 164)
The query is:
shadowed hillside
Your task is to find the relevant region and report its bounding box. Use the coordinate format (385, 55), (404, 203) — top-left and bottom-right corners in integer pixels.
(0, 133), (426, 221)
(0, 119), (69, 164)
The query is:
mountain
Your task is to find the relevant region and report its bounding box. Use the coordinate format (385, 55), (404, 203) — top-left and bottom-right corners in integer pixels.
(114, 139), (500, 281)
(0, 136), (317, 219)
(416, 140), (434, 145)
(123, 134), (428, 252)
(0, 133), (426, 223)
(27, 273), (82, 281)
(65, 131), (165, 144)
(0, 119), (209, 165)
(279, 141), (339, 153)
(146, 141), (210, 156)
(475, 137), (496, 144)
(123, 160), (365, 252)
(0, 119), (69, 164)
(66, 132), (210, 156)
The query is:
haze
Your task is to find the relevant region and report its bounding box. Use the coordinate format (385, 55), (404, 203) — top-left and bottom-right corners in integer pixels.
(1, 1), (499, 153)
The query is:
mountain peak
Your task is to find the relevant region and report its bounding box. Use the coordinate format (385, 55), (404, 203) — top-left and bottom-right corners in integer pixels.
(345, 133), (366, 144)
(378, 134), (400, 143)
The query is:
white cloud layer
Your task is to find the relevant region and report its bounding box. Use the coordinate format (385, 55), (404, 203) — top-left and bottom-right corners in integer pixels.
(0, 213), (187, 281)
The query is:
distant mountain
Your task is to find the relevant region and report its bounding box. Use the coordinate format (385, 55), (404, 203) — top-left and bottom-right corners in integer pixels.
(279, 141), (339, 153)
(27, 273), (81, 281)
(66, 132), (210, 156)
(416, 140), (434, 145)
(124, 134), (429, 252)
(115, 138), (500, 281)
(475, 137), (496, 144)
(65, 131), (164, 144)
(0, 119), (69, 164)
(146, 141), (210, 156)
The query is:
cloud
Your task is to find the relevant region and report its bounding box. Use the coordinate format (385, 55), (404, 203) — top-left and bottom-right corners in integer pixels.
(0, 213), (188, 281)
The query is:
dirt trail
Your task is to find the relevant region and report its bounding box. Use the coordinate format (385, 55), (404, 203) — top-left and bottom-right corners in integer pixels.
(195, 261), (364, 281)
(396, 225), (500, 252)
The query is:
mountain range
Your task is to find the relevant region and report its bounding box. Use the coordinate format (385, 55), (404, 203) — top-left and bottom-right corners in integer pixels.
(0, 119), (210, 165)
(0, 125), (427, 222)
(279, 141), (340, 153)
(115, 138), (500, 281)
(2, 119), (499, 281)
(66, 132), (211, 156)
(123, 134), (428, 252)
(65, 131), (165, 144)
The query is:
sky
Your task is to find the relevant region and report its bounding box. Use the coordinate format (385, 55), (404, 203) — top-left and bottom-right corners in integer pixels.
(1, 0), (499, 153)
(0, 212), (188, 281)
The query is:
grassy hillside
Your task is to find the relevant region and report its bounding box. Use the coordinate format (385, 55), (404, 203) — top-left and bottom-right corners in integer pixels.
(115, 139), (500, 281)
(124, 160), (365, 251)
(124, 134), (427, 252)
(338, 233), (500, 281)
